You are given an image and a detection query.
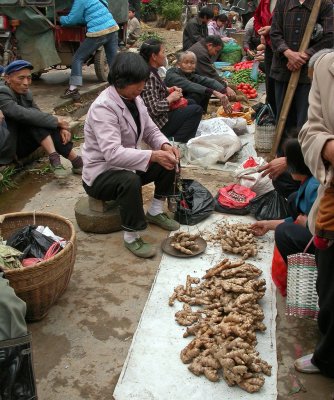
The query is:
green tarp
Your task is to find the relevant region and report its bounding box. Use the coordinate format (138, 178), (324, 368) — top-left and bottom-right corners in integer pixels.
(0, 0), (128, 71)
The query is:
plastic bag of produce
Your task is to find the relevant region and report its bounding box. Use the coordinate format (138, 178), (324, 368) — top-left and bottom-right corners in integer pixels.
(249, 190), (290, 220)
(174, 179), (215, 225)
(234, 156), (274, 196)
(186, 118), (241, 167)
(7, 225), (56, 259)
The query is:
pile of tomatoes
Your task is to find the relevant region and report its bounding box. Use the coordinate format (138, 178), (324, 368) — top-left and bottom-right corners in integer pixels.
(234, 61), (254, 70)
(236, 83), (258, 99)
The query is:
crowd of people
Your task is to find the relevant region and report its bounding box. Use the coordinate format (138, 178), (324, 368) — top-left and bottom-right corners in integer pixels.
(0, 0), (334, 397)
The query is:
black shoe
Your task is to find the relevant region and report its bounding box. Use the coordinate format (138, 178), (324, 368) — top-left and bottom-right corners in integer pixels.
(61, 88), (81, 100)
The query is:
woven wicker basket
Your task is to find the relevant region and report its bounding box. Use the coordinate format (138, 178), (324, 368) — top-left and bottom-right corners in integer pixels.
(0, 212), (76, 321)
(254, 123), (276, 153)
(286, 252), (319, 320)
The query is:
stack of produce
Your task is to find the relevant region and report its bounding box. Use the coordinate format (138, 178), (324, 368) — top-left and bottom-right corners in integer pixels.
(169, 258), (272, 393)
(233, 61), (255, 70)
(235, 83), (258, 99)
(209, 222), (260, 259)
(230, 68), (266, 88)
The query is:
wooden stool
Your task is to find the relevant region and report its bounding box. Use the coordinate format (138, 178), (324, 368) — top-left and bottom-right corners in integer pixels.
(75, 196), (122, 234)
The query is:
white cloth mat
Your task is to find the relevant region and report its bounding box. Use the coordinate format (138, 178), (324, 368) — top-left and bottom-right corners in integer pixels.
(114, 214), (277, 400)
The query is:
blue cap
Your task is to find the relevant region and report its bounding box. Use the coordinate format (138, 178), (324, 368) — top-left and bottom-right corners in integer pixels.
(4, 60), (33, 75)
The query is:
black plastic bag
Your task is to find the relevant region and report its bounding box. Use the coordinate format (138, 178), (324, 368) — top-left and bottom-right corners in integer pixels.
(7, 225), (56, 260)
(214, 195), (250, 215)
(174, 179), (215, 225)
(249, 190), (290, 220)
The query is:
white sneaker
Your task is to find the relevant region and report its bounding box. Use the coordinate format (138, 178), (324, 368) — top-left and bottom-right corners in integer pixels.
(294, 354), (321, 374)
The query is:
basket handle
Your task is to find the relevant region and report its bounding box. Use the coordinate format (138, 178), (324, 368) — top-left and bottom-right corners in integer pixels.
(303, 236), (314, 253)
(256, 103), (275, 125)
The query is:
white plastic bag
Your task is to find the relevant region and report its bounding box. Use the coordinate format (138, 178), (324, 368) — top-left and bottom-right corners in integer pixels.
(234, 156), (274, 196)
(186, 118), (241, 167)
(218, 117), (248, 135)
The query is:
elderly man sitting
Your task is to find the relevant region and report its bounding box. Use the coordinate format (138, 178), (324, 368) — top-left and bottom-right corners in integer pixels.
(0, 60), (82, 178)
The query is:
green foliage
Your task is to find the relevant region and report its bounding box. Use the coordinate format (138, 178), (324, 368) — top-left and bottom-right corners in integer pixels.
(27, 164), (53, 176)
(150, 0), (182, 15)
(139, 31), (164, 42)
(0, 167), (17, 193)
(150, 0), (164, 14)
(141, 2), (158, 19)
(162, 1), (183, 21)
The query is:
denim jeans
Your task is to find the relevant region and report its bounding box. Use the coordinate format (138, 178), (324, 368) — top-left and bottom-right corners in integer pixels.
(69, 31), (118, 86)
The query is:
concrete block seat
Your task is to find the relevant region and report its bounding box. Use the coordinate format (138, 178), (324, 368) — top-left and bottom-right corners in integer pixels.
(75, 196), (122, 234)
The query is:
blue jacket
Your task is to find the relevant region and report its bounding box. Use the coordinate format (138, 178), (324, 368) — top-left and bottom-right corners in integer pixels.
(285, 176), (319, 223)
(60, 0), (118, 35)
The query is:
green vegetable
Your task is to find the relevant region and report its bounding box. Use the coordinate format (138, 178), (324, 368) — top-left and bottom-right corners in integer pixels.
(230, 69), (265, 88)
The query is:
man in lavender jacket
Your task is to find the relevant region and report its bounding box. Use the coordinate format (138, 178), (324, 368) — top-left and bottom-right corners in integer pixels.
(82, 53), (180, 258)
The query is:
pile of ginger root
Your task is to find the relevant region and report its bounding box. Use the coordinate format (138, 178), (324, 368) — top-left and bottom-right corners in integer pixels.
(207, 222), (260, 260)
(169, 258), (272, 393)
(170, 231), (200, 255)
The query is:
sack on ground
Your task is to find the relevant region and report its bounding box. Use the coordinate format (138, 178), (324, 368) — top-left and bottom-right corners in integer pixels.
(174, 179), (215, 225)
(220, 41), (242, 64)
(234, 156), (274, 196)
(249, 190), (289, 220)
(220, 117), (248, 135)
(216, 184), (256, 211)
(186, 118), (241, 167)
(214, 194), (251, 215)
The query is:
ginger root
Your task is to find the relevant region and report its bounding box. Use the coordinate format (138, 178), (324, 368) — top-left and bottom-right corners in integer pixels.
(170, 231), (202, 255)
(170, 256), (272, 393)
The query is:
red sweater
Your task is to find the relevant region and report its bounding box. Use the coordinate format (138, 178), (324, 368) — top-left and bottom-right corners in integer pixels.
(253, 0), (273, 46)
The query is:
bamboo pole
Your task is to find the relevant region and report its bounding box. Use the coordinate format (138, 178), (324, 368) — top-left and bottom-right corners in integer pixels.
(269, 0), (323, 160)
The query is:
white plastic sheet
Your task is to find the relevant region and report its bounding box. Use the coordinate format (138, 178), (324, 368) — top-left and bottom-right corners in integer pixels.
(114, 214), (278, 400)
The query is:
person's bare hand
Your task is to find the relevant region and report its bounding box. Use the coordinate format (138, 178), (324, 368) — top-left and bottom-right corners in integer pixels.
(161, 143), (180, 160)
(258, 157), (287, 180)
(251, 220), (270, 236)
(0, 110), (4, 123)
(60, 128), (71, 144)
(57, 117), (69, 130)
(295, 214), (308, 227)
(287, 61), (301, 72)
(284, 49), (307, 70)
(226, 86), (236, 98)
(254, 51), (265, 62)
(322, 139), (334, 166)
(247, 49), (256, 57)
(173, 86), (183, 94)
(258, 26), (270, 36)
(151, 149), (179, 170)
(167, 90), (182, 104)
(217, 93), (232, 113)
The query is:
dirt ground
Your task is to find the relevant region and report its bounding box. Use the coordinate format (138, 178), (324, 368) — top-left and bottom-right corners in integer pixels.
(139, 21), (183, 54)
(1, 22), (334, 400)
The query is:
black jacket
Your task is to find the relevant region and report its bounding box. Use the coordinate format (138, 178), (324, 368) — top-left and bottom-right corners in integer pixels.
(183, 17), (208, 51)
(0, 84), (58, 164)
(164, 67), (226, 97)
(188, 40), (228, 86)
